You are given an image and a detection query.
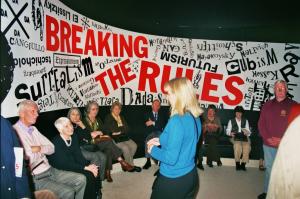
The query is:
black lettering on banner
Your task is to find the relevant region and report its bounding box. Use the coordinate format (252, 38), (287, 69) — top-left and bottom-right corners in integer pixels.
(82, 57), (94, 76)
(44, 0), (71, 20)
(1, 8), (8, 17)
(280, 52), (300, 82)
(53, 53), (80, 68)
(72, 14), (78, 23)
(148, 37), (177, 47)
(98, 96), (119, 106)
(66, 85), (84, 107)
(193, 70), (202, 89)
(160, 52), (218, 72)
(226, 48), (278, 75)
(32, 0), (44, 41)
(3, 0), (29, 39)
(120, 87), (164, 105)
(250, 82), (272, 111)
(81, 16), (90, 30)
(9, 37), (45, 51)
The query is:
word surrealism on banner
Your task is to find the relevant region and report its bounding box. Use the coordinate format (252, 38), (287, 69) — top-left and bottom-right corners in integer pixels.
(1, 0), (300, 118)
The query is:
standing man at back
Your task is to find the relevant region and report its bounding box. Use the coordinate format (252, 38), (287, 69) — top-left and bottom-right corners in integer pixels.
(257, 80), (297, 199)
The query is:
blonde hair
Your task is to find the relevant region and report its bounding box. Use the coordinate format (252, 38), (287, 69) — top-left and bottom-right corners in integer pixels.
(18, 100), (38, 115)
(274, 80), (288, 93)
(54, 117), (70, 133)
(164, 77), (203, 117)
(110, 101), (122, 112)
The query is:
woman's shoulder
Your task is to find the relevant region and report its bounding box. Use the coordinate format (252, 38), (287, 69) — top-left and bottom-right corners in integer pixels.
(51, 135), (63, 145)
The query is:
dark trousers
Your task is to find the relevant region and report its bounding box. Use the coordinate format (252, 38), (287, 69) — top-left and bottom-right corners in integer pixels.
(79, 170), (100, 199)
(151, 167), (199, 199)
(81, 147), (107, 180)
(95, 140), (123, 170)
(206, 135), (220, 163)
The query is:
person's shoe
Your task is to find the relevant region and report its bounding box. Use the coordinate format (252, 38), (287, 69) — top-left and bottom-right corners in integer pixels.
(257, 192), (266, 199)
(105, 170), (113, 182)
(129, 166), (142, 172)
(119, 160), (134, 172)
(153, 159), (159, 165)
(143, 158), (151, 169)
(197, 163), (204, 170)
(96, 190), (102, 199)
(241, 162), (247, 171)
(217, 160), (222, 166)
(259, 164), (266, 171)
(153, 169), (159, 176)
(236, 162), (241, 170)
(207, 161), (213, 167)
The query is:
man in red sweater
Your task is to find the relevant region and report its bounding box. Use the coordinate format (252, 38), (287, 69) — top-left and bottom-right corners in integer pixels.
(257, 80), (297, 199)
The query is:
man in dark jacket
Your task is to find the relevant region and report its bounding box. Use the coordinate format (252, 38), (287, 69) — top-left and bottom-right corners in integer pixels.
(143, 99), (167, 169)
(0, 31), (31, 199)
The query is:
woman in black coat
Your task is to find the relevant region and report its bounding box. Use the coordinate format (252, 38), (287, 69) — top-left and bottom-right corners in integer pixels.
(48, 117), (100, 199)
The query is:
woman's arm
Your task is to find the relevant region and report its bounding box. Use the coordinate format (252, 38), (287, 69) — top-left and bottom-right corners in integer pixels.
(150, 117), (184, 165)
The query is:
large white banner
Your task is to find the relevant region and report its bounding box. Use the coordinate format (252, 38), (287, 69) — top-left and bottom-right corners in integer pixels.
(1, 0), (300, 117)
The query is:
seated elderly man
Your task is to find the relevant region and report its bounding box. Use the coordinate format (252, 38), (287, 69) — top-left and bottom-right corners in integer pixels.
(13, 100), (86, 199)
(48, 117), (101, 199)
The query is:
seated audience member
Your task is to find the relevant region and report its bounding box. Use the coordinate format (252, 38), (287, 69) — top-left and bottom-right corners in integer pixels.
(13, 100), (86, 199)
(267, 115), (300, 199)
(1, 116), (59, 199)
(203, 104), (222, 167)
(82, 102), (136, 177)
(68, 107), (106, 181)
(48, 117), (101, 199)
(104, 101), (142, 172)
(226, 106), (252, 171)
(143, 99), (167, 169)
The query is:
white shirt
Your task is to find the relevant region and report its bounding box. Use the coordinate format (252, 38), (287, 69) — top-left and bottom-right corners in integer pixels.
(226, 118), (251, 136)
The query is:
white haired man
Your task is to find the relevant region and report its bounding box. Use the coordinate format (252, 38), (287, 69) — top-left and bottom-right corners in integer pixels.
(13, 100), (86, 199)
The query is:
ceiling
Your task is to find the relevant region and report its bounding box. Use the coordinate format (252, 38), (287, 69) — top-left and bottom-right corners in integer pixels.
(60, 0), (300, 43)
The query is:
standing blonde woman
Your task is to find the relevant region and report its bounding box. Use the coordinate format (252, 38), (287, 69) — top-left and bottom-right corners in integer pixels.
(147, 77), (203, 199)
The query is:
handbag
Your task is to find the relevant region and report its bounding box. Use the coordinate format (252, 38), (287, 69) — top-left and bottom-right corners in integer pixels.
(93, 135), (113, 144)
(234, 133), (248, 142)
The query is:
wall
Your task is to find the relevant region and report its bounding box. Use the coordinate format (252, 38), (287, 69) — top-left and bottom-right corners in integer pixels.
(2, 0), (300, 159)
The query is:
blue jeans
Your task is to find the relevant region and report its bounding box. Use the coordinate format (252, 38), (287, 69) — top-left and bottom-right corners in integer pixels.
(263, 145), (277, 193)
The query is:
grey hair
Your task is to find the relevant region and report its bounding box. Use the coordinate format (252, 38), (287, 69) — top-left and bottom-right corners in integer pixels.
(54, 117), (70, 133)
(67, 107), (82, 120)
(18, 100), (38, 115)
(85, 101), (99, 114)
